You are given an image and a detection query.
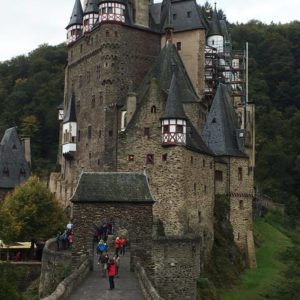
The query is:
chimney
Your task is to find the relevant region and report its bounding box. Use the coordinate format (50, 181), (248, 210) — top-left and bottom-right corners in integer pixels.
(21, 137), (31, 167)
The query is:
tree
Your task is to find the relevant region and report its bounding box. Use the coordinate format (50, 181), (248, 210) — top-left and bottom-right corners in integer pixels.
(0, 176), (67, 242)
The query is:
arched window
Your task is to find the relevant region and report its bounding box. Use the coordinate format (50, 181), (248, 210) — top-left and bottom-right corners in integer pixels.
(20, 167), (26, 177)
(3, 167), (9, 177)
(151, 105), (157, 113)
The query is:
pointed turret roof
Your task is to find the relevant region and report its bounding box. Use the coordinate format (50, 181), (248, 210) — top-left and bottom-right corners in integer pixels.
(162, 66), (187, 120)
(162, 0), (174, 31)
(64, 92), (77, 123)
(84, 0), (99, 14)
(202, 84), (246, 157)
(207, 7), (223, 37)
(0, 127), (31, 188)
(66, 0), (84, 29)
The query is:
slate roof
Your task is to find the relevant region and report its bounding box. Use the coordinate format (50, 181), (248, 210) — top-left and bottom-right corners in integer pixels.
(0, 128), (31, 188)
(207, 8), (223, 37)
(84, 0), (99, 14)
(202, 84), (247, 157)
(162, 66), (187, 120)
(151, 0), (207, 33)
(66, 0), (84, 29)
(71, 172), (154, 203)
(137, 42), (199, 104)
(64, 92), (77, 123)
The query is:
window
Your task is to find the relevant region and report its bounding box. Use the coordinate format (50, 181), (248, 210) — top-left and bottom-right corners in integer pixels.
(88, 125), (92, 139)
(2, 167), (9, 177)
(239, 200), (244, 210)
(79, 75), (83, 87)
(19, 168), (26, 177)
(191, 156), (194, 164)
(163, 125), (169, 133)
(210, 162), (213, 169)
(80, 44), (83, 53)
(146, 154), (154, 164)
(187, 11), (191, 18)
(102, 7), (106, 14)
(98, 159), (100, 165)
(176, 125), (183, 133)
(215, 170), (223, 181)
(12, 144), (17, 150)
(151, 105), (157, 113)
(238, 167), (243, 181)
(76, 100), (80, 112)
(194, 183), (197, 195)
(115, 31), (118, 37)
(89, 153), (92, 159)
(237, 233), (240, 240)
(92, 95), (95, 108)
(204, 185), (207, 193)
(99, 130), (102, 138)
(106, 31), (110, 37)
(108, 7), (113, 14)
(96, 65), (100, 79)
(176, 42), (181, 51)
(173, 13), (177, 20)
(99, 92), (103, 105)
(78, 130), (81, 142)
(128, 155), (135, 162)
(144, 127), (150, 137)
(198, 211), (202, 223)
(109, 130), (113, 137)
(212, 117), (216, 123)
(162, 153), (168, 161)
(203, 159), (206, 167)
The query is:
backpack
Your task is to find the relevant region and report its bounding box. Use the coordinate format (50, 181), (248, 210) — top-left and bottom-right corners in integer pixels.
(98, 243), (107, 252)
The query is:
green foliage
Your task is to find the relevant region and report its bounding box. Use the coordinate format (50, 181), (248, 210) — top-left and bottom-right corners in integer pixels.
(0, 176), (67, 242)
(0, 44), (67, 176)
(0, 262), (23, 300)
(22, 278), (40, 300)
(230, 21), (300, 217)
(198, 195), (244, 299)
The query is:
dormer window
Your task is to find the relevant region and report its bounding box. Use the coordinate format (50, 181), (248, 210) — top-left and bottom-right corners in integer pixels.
(187, 11), (191, 18)
(20, 168), (26, 177)
(2, 167), (9, 177)
(12, 144), (17, 150)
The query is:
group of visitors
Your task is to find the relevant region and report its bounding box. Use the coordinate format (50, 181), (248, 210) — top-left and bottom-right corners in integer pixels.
(56, 221), (73, 251)
(94, 223), (113, 242)
(97, 235), (128, 290)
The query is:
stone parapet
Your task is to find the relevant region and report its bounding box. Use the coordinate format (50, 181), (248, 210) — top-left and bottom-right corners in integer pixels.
(40, 258), (90, 300)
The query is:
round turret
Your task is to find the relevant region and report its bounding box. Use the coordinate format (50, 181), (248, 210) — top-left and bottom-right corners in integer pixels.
(83, 0), (99, 33)
(98, 0), (128, 24)
(66, 0), (84, 45)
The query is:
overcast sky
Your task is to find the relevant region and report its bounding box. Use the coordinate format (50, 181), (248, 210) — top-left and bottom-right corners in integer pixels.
(0, 0), (299, 62)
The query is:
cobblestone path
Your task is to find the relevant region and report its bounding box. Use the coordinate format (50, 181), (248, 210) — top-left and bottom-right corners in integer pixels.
(67, 250), (144, 300)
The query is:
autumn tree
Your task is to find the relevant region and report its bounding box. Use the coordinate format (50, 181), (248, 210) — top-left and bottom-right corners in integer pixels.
(0, 176), (67, 243)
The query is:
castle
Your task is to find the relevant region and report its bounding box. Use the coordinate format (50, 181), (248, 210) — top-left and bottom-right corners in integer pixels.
(49, 0), (256, 298)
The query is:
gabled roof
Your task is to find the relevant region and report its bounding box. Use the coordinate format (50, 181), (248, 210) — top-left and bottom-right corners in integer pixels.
(207, 8), (223, 37)
(71, 172), (154, 203)
(151, 0), (207, 33)
(64, 92), (77, 124)
(137, 42), (199, 104)
(66, 0), (84, 29)
(0, 127), (31, 188)
(162, 66), (187, 120)
(202, 84), (247, 157)
(84, 0), (99, 14)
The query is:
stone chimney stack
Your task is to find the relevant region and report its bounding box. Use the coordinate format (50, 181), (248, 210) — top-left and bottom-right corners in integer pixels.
(21, 137), (31, 167)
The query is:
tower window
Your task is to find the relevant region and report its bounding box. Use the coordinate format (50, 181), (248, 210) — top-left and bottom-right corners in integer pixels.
(163, 125), (169, 133)
(106, 31), (110, 37)
(204, 185), (207, 193)
(109, 130), (113, 137)
(162, 153), (168, 161)
(78, 130), (81, 142)
(198, 211), (202, 223)
(88, 125), (92, 139)
(144, 127), (150, 137)
(239, 200), (244, 210)
(203, 159), (206, 167)
(99, 130), (102, 138)
(191, 156), (194, 164)
(146, 154), (154, 164)
(19, 168), (26, 177)
(177, 42), (181, 51)
(151, 105), (157, 113)
(80, 44), (83, 53)
(89, 153), (92, 159)
(194, 183), (197, 195)
(212, 117), (216, 123)
(115, 31), (118, 37)
(92, 95), (95, 108)
(128, 155), (135, 162)
(108, 7), (113, 14)
(238, 167), (243, 181)
(176, 125), (183, 133)
(215, 170), (223, 181)
(187, 11), (191, 18)
(98, 159), (100, 165)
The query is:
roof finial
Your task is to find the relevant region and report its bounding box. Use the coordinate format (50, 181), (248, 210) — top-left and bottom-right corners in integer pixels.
(214, 2), (217, 11)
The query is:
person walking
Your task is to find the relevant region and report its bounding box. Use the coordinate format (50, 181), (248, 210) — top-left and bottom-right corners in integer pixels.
(107, 259), (117, 290)
(114, 237), (122, 256)
(119, 237), (128, 256)
(113, 254), (120, 277)
(97, 239), (107, 255)
(98, 252), (109, 278)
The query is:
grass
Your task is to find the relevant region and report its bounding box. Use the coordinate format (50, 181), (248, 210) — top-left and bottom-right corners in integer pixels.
(220, 218), (292, 300)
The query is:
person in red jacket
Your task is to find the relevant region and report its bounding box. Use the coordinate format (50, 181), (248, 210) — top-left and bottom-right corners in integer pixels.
(107, 259), (117, 290)
(114, 237), (122, 256)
